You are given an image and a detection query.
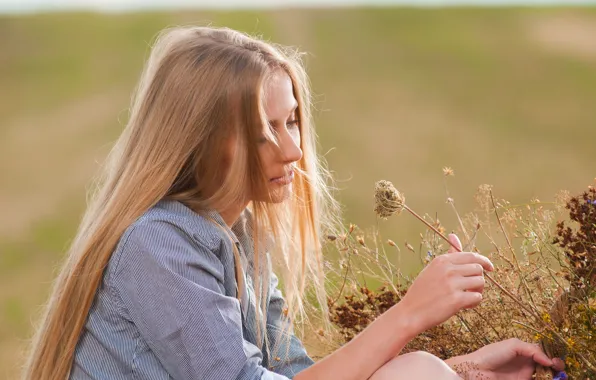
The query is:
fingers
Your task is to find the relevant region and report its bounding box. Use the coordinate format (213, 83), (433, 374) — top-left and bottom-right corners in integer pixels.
(552, 358), (565, 372)
(457, 276), (485, 293)
(447, 233), (463, 253)
(502, 338), (565, 371)
(456, 263), (485, 277)
(510, 340), (554, 367)
(456, 264), (486, 293)
(448, 252), (494, 272)
(458, 290), (483, 309)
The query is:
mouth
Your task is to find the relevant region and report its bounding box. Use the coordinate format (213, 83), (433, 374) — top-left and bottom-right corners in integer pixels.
(270, 170), (294, 185)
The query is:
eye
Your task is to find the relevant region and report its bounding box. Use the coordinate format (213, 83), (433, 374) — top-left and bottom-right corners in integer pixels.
(287, 119), (300, 129)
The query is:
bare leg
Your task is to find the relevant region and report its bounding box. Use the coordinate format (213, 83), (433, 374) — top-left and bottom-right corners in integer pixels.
(369, 351), (462, 380)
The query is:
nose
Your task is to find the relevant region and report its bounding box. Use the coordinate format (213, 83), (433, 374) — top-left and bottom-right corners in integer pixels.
(279, 129), (302, 164)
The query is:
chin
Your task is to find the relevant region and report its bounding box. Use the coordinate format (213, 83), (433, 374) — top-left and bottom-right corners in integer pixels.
(270, 191), (292, 203)
(265, 184), (293, 204)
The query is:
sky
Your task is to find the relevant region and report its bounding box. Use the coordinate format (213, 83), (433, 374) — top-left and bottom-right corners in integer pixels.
(1, 0), (595, 14)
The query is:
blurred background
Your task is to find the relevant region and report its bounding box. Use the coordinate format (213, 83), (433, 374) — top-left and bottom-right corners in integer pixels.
(1, 0), (596, 377)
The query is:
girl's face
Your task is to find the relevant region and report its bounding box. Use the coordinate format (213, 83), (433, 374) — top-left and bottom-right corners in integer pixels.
(255, 71), (303, 203)
(220, 71), (302, 205)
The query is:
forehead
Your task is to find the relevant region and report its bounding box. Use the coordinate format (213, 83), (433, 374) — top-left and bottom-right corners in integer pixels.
(262, 71), (297, 120)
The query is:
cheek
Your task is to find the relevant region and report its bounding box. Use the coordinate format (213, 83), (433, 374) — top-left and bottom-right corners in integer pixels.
(257, 144), (274, 172)
(220, 137), (237, 172)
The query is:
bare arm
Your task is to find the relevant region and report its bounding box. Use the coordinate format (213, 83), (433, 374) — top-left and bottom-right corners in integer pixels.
(296, 244), (495, 380)
(295, 302), (417, 380)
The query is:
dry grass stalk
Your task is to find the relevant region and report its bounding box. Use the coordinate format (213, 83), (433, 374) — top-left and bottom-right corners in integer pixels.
(319, 174), (595, 379)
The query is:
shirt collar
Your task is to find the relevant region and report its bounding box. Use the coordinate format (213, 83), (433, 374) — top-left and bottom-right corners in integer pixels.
(202, 208), (242, 245)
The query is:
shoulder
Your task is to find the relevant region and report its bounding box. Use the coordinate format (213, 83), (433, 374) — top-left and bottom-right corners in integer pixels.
(134, 199), (224, 250)
(108, 200), (228, 281)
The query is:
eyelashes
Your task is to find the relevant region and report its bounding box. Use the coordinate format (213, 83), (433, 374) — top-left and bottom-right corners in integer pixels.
(286, 120), (300, 129)
(258, 120), (300, 144)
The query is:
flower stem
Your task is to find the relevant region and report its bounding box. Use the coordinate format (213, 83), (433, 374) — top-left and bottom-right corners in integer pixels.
(403, 204), (537, 318)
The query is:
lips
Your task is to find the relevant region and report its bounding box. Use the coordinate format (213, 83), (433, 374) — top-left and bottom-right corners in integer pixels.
(270, 170), (294, 185)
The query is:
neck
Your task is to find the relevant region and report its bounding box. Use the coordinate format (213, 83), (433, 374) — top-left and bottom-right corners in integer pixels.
(219, 202), (249, 227)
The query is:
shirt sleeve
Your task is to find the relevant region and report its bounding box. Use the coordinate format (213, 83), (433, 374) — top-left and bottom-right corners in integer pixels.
(109, 221), (290, 380)
(266, 272), (315, 379)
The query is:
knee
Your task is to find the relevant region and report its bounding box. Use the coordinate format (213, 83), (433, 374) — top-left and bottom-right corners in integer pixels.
(370, 351), (461, 380)
(398, 351), (452, 369)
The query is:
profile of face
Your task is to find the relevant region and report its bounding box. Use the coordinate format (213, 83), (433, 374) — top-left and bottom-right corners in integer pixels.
(219, 70), (302, 206)
(252, 71), (303, 203)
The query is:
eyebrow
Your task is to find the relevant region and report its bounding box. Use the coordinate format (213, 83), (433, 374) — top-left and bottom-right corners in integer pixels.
(268, 103), (298, 126)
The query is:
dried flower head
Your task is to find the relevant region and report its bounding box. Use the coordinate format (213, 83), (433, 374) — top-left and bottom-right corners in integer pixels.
(475, 184), (494, 211)
(325, 180), (596, 379)
(357, 236), (366, 246)
(374, 180), (405, 219)
(553, 186), (596, 290)
(443, 167), (455, 176)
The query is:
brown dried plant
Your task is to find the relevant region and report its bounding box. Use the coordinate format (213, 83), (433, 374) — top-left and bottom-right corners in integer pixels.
(320, 173), (596, 380)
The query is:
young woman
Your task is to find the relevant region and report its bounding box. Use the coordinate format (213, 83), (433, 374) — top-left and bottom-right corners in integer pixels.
(23, 26), (563, 380)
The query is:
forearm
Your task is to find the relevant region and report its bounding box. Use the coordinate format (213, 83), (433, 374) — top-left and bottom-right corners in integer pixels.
(295, 302), (419, 380)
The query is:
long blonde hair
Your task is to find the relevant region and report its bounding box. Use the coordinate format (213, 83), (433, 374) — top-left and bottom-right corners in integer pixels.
(22, 26), (340, 380)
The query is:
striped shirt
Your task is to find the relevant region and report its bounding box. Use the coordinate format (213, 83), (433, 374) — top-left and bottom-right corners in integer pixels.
(70, 199), (314, 379)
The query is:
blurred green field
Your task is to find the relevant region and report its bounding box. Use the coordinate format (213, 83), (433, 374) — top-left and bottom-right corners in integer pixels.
(1, 7), (596, 378)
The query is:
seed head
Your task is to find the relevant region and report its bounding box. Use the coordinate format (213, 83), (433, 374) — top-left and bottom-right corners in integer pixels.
(357, 236), (366, 246)
(374, 180), (405, 219)
(442, 167), (455, 176)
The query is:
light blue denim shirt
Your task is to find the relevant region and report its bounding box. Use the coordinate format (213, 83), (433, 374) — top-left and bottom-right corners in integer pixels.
(70, 199), (314, 379)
